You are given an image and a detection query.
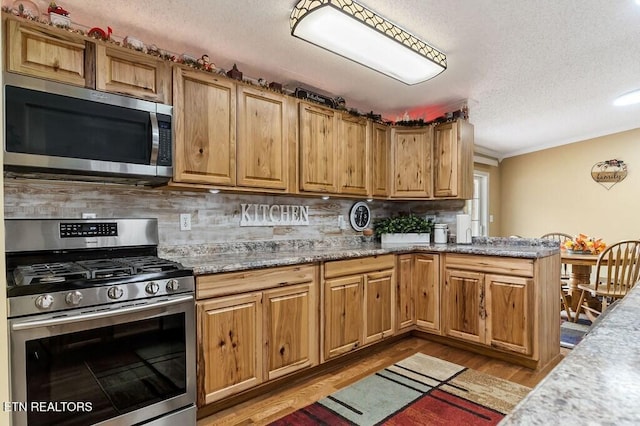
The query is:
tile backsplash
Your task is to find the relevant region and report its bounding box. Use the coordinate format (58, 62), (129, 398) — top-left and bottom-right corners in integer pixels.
(4, 179), (465, 249)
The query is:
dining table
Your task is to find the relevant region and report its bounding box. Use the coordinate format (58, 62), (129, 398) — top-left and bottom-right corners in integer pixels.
(560, 251), (601, 315)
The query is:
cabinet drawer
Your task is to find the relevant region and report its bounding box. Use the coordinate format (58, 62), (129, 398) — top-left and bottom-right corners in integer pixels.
(196, 264), (317, 299)
(445, 254), (533, 277)
(324, 254), (395, 279)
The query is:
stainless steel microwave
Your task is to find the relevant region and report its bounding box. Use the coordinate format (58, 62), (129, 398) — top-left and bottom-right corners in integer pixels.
(3, 73), (173, 185)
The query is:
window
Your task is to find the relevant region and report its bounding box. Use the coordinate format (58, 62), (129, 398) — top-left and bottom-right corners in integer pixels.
(466, 171), (489, 237)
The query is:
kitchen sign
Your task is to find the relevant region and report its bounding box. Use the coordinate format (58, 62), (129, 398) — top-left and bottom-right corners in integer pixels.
(240, 203), (310, 227)
(591, 159), (627, 190)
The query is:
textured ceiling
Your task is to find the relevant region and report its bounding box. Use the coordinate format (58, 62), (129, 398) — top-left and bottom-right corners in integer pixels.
(12, 0), (640, 158)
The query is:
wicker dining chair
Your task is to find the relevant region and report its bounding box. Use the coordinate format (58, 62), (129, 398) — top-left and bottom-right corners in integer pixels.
(574, 240), (640, 322)
(540, 232), (574, 318)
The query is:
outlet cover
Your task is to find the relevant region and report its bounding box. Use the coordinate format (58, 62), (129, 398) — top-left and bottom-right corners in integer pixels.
(180, 213), (191, 231)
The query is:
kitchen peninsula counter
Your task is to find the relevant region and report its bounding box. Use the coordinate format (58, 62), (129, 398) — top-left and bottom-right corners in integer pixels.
(500, 284), (640, 425)
(164, 237), (559, 275)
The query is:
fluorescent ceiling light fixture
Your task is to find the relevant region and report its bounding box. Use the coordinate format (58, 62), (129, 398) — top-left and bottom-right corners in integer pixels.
(613, 89), (640, 106)
(290, 0), (446, 84)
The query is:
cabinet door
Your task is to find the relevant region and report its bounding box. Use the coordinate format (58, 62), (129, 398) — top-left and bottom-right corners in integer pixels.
(396, 254), (415, 331)
(324, 275), (363, 360)
(95, 45), (171, 103)
(197, 293), (262, 406)
(414, 254), (441, 333)
(433, 121), (458, 197)
(7, 19), (88, 86)
(173, 67), (236, 185)
(299, 103), (338, 193)
(364, 270), (395, 344)
(338, 115), (369, 195)
(237, 86), (288, 190)
(390, 127), (432, 198)
(434, 121), (474, 199)
(263, 282), (318, 381)
(371, 122), (390, 197)
(443, 269), (484, 344)
(485, 274), (533, 355)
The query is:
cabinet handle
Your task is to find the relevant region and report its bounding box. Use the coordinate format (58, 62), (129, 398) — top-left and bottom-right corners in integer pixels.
(479, 285), (486, 319)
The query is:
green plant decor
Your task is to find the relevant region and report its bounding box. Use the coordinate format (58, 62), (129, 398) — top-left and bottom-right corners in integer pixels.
(373, 215), (434, 236)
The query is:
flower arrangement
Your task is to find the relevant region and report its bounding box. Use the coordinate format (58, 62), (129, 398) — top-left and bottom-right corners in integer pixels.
(563, 234), (606, 254)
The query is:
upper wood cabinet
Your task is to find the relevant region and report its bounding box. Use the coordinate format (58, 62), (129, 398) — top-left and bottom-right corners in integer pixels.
(5, 17), (172, 104)
(6, 18), (88, 86)
(337, 114), (369, 196)
(299, 102), (338, 193)
(95, 45), (172, 104)
(371, 122), (391, 197)
(390, 127), (433, 198)
(236, 86), (289, 190)
(173, 67), (236, 185)
(434, 120), (474, 199)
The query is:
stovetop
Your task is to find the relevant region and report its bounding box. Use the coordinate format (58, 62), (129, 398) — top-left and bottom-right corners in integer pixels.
(13, 256), (185, 286)
(5, 218), (195, 318)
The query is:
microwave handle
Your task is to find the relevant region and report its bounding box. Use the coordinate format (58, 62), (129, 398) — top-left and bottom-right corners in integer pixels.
(150, 112), (160, 166)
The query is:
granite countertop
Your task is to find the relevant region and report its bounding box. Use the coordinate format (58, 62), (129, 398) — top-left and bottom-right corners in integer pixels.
(164, 238), (559, 275)
(500, 285), (640, 425)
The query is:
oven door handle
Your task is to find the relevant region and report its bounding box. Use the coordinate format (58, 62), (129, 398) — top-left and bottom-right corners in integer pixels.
(11, 295), (193, 331)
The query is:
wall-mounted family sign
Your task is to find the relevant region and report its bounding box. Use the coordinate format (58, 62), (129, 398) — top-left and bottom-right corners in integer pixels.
(240, 203), (309, 226)
(591, 159), (627, 190)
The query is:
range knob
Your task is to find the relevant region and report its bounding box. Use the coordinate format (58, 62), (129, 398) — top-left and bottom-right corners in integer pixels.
(107, 286), (124, 300)
(65, 291), (83, 306)
(145, 282), (160, 295)
(166, 279), (180, 292)
(35, 294), (54, 310)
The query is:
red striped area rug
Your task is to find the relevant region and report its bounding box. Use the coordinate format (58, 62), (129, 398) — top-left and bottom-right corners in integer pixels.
(270, 353), (530, 426)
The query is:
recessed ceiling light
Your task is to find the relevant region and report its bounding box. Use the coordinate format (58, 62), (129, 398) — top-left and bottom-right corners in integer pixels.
(613, 89), (640, 106)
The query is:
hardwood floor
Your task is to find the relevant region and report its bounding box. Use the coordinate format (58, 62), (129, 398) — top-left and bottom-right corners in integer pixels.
(197, 337), (569, 425)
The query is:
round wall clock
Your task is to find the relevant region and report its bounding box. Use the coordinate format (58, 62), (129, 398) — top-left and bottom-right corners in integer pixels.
(349, 201), (371, 232)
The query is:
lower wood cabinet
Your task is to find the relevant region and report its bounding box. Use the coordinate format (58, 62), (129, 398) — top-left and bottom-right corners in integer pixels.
(323, 255), (395, 361)
(443, 255), (534, 356)
(197, 292), (262, 404)
(196, 264), (318, 406)
(396, 253), (440, 333)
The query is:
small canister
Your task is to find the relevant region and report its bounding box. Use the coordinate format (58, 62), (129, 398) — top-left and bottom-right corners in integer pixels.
(434, 224), (448, 244)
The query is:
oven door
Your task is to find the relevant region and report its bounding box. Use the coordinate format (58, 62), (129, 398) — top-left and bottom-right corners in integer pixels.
(9, 294), (195, 426)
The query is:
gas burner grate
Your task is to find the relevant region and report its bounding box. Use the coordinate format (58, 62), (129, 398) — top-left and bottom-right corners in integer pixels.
(117, 256), (185, 274)
(14, 262), (91, 286)
(76, 259), (135, 279)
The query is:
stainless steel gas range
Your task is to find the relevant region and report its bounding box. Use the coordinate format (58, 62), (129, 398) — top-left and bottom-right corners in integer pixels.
(5, 218), (196, 426)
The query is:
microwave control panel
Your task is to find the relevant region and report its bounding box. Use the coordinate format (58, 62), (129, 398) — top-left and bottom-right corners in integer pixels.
(157, 114), (172, 166)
